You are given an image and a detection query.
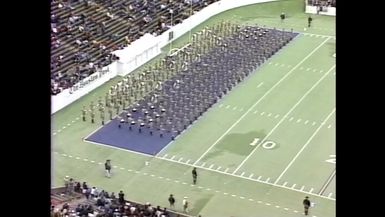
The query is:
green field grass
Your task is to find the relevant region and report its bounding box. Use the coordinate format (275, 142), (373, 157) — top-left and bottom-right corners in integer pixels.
(52, 0), (335, 216)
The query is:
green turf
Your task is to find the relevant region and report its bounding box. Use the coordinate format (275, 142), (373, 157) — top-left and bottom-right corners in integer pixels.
(52, 0), (335, 216)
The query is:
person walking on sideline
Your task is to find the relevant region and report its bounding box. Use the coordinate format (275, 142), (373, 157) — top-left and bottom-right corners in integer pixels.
(168, 194), (175, 208)
(303, 196), (311, 215)
(105, 159), (111, 178)
(192, 167), (197, 185)
(182, 197), (189, 213)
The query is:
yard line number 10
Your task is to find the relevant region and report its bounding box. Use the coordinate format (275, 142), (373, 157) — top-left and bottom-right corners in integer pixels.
(249, 138), (277, 149)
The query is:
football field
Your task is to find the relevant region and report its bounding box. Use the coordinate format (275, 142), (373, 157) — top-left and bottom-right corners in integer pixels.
(52, 1), (335, 216)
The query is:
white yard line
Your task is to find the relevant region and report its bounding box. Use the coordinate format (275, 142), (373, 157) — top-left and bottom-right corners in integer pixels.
(319, 169), (336, 195)
(193, 37), (331, 166)
(274, 108), (336, 184)
(233, 65), (335, 174)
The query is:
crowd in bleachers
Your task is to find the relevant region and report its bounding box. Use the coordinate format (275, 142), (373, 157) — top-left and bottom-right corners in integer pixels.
(51, 0), (220, 95)
(51, 177), (188, 217)
(307, 0), (336, 7)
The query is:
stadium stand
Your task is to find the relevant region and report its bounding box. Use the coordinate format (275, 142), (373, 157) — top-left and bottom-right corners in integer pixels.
(51, 0), (220, 95)
(51, 178), (190, 217)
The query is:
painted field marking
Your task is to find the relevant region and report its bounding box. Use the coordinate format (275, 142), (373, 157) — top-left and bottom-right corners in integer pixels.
(192, 38), (331, 167)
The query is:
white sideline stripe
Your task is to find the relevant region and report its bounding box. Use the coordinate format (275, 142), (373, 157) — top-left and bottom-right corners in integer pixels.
(257, 82), (264, 88)
(224, 168), (229, 173)
(274, 114), (280, 118)
(328, 124), (332, 129)
(260, 112), (265, 116)
(309, 188), (314, 193)
(304, 120), (309, 124)
(233, 106), (237, 110)
(274, 107), (336, 184)
(58, 150), (336, 202)
(312, 121), (317, 126)
(178, 157), (183, 162)
(225, 105), (230, 109)
(217, 166), (221, 171)
(209, 164), (214, 169)
(296, 118), (302, 123)
(291, 184), (296, 189)
(300, 186), (305, 191)
(186, 159), (191, 164)
(171, 156), (175, 160)
(253, 110), (258, 114)
(267, 113), (272, 117)
(192, 38), (331, 166)
(283, 182), (288, 187)
(201, 162), (206, 167)
(233, 64), (335, 174)
(265, 177), (270, 183)
(289, 117), (294, 121)
(328, 193), (333, 198)
(249, 174), (254, 178)
(257, 176), (262, 181)
(241, 172), (245, 176)
(319, 170), (336, 195)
